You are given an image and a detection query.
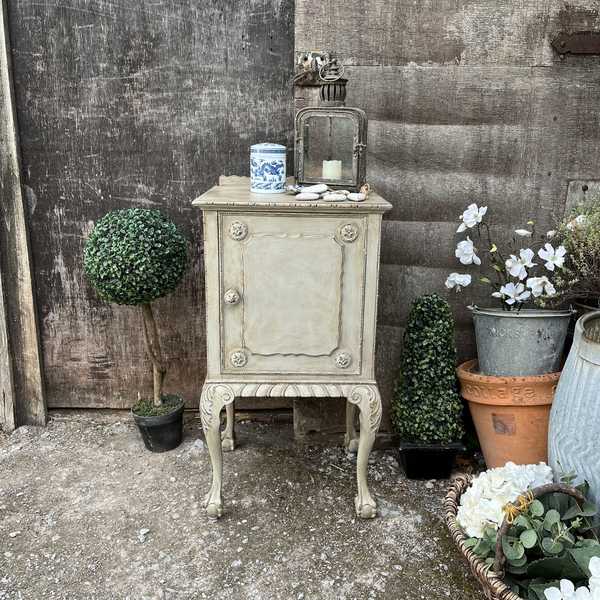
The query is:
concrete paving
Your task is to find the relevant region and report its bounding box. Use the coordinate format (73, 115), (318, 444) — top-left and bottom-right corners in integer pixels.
(0, 412), (484, 599)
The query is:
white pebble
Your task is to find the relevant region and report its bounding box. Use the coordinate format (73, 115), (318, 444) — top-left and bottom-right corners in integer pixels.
(323, 193), (346, 202)
(347, 192), (366, 202)
(295, 192), (320, 201)
(300, 183), (328, 194)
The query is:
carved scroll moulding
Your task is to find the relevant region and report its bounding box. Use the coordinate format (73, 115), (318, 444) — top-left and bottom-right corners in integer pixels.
(334, 351), (352, 369)
(229, 221), (248, 241)
(230, 349), (248, 368)
(338, 223), (359, 243)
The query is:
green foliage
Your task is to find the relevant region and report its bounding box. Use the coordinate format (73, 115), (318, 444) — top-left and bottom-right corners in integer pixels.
(84, 208), (188, 306)
(551, 200), (600, 307)
(392, 294), (464, 444)
(132, 394), (183, 417)
(467, 487), (600, 599)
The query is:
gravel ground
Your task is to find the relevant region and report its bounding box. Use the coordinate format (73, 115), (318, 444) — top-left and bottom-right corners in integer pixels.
(0, 411), (484, 600)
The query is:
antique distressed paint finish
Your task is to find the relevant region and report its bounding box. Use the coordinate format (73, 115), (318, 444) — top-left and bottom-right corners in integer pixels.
(297, 0), (600, 424)
(4, 0), (294, 408)
(193, 179), (391, 518)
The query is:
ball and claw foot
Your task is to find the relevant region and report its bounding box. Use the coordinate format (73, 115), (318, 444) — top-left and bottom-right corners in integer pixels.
(344, 432), (359, 454)
(355, 494), (377, 519)
(221, 431), (235, 452)
(204, 486), (223, 519)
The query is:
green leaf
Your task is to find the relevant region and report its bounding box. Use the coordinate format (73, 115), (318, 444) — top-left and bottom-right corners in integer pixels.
(520, 529), (538, 549)
(569, 546), (600, 576)
(527, 555), (586, 580)
(530, 500), (545, 517)
(544, 509), (561, 530)
(502, 537), (525, 561)
(541, 537), (564, 555)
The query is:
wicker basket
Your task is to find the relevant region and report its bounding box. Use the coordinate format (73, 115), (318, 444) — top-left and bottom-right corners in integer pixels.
(444, 476), (586, 600)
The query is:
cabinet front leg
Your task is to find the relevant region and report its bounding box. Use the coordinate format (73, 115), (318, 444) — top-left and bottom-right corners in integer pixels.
(200, 383), (235, 518)
(348, 385), (382, 519)
(344, 401), (359, 454)
(221, 402), (236, 452)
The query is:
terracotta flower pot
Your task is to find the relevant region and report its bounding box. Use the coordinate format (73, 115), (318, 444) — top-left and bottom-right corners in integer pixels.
(457, 359), (561, 468)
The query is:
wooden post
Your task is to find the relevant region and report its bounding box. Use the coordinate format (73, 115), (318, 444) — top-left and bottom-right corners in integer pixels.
(0, 0), (46, 428)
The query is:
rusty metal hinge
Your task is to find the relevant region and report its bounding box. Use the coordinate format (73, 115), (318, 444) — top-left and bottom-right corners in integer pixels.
(552, 31), (600, 56)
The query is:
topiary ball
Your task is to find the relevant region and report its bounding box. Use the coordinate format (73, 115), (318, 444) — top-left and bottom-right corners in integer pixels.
(84, 208), (188, 306)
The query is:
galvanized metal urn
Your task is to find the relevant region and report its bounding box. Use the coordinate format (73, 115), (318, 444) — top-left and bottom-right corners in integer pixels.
(549, 311), (600, 506)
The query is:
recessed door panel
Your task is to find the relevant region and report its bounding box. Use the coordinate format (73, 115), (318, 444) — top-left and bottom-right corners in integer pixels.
(219, 213), (366, 375)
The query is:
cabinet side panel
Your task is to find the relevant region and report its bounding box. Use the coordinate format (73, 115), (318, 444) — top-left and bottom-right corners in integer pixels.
(202, 210), (222, 379)
(361, 213), (384, 380)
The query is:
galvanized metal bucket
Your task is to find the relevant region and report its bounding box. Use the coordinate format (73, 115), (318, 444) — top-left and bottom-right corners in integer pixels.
(470, 306), (575, 377)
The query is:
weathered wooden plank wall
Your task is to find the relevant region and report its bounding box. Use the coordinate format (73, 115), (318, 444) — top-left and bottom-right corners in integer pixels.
(6, 0), (294, 408)
(296, 0), (600, 426)
(0, 0), (46, 427)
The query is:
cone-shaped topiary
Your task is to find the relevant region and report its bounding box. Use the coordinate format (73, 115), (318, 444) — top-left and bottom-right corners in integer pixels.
(84, 208), (188, 409)
(392, 293), (464, 444)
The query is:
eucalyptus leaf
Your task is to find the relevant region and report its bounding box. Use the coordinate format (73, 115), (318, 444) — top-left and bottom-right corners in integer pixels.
(530, 500), (545, 517)
(520, 529), (538, 549)
(544, 509), (561, 531)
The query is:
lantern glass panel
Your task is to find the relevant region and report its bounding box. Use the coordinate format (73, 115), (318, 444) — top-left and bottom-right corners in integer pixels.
(302, 114), (355, 184)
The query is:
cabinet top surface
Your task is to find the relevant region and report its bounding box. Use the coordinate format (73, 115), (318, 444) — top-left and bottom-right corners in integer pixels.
(192, 177), (392, 214)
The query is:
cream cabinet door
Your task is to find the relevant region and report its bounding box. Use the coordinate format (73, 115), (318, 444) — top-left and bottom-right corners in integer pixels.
(218, 213), (367, 376)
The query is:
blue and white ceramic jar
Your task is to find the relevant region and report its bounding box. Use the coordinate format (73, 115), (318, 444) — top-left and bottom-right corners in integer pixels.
(250, 143), (286, 194)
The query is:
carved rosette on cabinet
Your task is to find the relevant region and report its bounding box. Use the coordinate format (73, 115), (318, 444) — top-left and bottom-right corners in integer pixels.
(229, 221), (248, 241)
(223, 288), (241, 305)
(338, 222), (359, 243)
(229, 350), (248, 368)
(334, 351), (353, 369)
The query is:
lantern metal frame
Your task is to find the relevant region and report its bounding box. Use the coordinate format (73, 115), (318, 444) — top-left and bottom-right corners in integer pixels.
(294, 106), (368, 192)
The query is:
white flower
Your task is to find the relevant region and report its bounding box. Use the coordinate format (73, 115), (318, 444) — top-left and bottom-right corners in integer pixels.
(544, 580), (577, 600)
(455, 237), (481, 265)
(515, 229), (533, 237)
(526, 276), (557, 298)
(547, 230), (557, 239)
(445, 273), (472, 292)
(457, 203), (487, 233)
(505, 248), (537, 280)
(492, 282), (531, 305)
(566, 214), (588, 231)
(589, 557), (600, 594)
(539, 243), (567, 271)
(457, 462), (553, 538)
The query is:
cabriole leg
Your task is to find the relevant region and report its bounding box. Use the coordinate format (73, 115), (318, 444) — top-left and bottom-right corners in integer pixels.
(200, 383), (235, 518)
(221, 402), (235, 452)
(347, 385), (382, 519)
(344, 401), (359, 453)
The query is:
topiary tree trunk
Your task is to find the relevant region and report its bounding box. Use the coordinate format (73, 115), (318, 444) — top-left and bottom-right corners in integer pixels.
(141, 303), (167, 407)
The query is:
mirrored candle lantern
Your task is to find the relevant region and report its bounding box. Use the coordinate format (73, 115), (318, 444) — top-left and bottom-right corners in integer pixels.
(294, 60), (367, 192)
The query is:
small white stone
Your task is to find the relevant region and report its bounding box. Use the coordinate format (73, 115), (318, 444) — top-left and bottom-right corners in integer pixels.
(295, 192), (320, 201)
(323, 193), (346, 202)
(347, 192), (366, 202)
(8, 531), (20, 538)
(300, 183), (328, 194)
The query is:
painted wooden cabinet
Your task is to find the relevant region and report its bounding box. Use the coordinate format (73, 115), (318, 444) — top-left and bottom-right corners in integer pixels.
(193, 178), (391, 519)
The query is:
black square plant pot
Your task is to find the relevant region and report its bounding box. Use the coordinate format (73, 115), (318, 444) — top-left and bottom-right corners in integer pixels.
(398, 442), (464, 480)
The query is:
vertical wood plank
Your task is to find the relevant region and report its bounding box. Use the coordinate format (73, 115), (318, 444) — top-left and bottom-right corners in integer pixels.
(0, 0), (46, 426)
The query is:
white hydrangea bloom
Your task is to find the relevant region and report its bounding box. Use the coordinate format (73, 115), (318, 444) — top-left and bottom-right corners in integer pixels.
(457, 462), (553, 538)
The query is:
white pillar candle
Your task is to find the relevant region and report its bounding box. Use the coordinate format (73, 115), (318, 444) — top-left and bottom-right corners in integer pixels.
(322, 160), (342, 180)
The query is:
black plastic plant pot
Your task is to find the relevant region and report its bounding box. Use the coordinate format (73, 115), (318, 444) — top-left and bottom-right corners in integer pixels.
(132, 399), (185, 453)
(398, 442), (464, 480)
